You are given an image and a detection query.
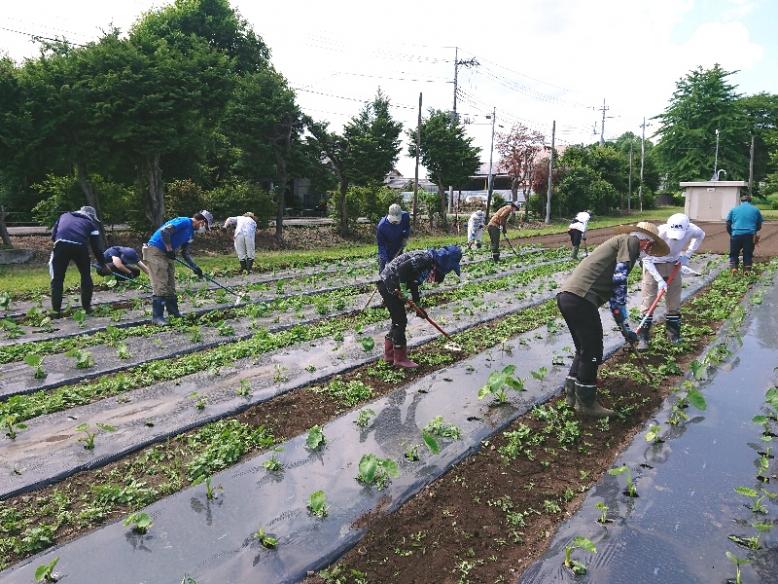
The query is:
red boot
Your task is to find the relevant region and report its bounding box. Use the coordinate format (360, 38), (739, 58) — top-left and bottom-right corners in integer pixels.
(393, 345), (419, 369)
(383, 337), (394, 363)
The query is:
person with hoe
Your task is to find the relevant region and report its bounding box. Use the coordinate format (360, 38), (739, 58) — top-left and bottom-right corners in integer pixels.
(376, 203), (411, 273)
(637, 213), (705, 349)
(726, 192), (763, 274)
(377, 245), (462, 369)
(49, 205), (107, 316)
(556, 221), (669, 417)
(224, 212), (258, 274)
(102, 246), (149, 279)
(486, 202), (520, 262)
(143, 210), (213, 325)
(467, 209), (486, 250)
(568, 210), (591, 260)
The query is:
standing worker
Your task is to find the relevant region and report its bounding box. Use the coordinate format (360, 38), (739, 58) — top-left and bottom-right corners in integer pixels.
(638, 213), (705, 348)
(49, 206), (107, 316)
(103, 246), (149, 279)
(556, 222), (669, 417)
(376, 203), (411, 272)
(224, 212), (258, 274)
(466, 209), (486, 250)
(377, 245), (462, 368)
(568, 211), (591, 260)
(726, 192), (763, 274)
(486, 202), (520, 262)
(143, 210), (213, 325)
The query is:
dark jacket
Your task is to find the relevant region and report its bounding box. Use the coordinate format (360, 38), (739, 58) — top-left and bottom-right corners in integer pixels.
(377, 212), (411, 266)
(51, 211), (103, 261)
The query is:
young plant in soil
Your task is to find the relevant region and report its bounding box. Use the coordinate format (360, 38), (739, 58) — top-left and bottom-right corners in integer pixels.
(123, 511), (153, 534)
(404, 445), (420, 462)
(307, 490), (328, 518)
(478, 365), (525, 405)
(34, 556), (59, 583)
(116, 343), (131, 360)
(254, 528), (278, 549)
(354, 409), (375, 428)
(608, 464), (638, 497)
(725, 550), (751, 584)
(263, 453), (284, 473)
(192, 476), (220, 500)
(306, 425), (326, 451)
(24, 354), (47, 379)
(357, 454), (399, 490)
(359, 336), (375, 352)
(235, 379), (252, 398)
(530, 366), (548, 381)
(563, 536), (596, 575)
(595, 501), (611, 524)
(75, 422), (116, 450)
(3, 414), (28, 439)
(644, 424), (664, 444)
(734, 486), (769, 514)
(66, 348), (95, 369)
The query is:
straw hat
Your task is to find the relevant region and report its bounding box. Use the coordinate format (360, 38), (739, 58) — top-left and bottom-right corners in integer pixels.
(614, 221), (670, 256)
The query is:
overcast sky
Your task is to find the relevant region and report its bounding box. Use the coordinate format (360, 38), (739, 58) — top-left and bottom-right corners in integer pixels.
(1, 0), (775, 177)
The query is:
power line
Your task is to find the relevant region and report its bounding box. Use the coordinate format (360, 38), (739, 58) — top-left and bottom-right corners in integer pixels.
(0, 24), (86, 47)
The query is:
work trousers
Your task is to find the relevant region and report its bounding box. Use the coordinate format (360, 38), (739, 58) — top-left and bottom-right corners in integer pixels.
(568, 229), (583, 246)
(487, 224), (501, 259)
(729, 233), (755, 268)
(143, 245), (176, 297)
(49, 242), (93, 312)
(640, 262), (682, 315)
(377, 281), (408, 346)
(234, 233), (255, 261)
(556, 292), (603, 384)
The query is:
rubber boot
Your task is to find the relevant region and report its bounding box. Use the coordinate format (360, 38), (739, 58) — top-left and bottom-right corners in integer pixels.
(574, 382), (615, 418)
(492, 252), (500, 263)
(393, 345), (419, 369)
(151, 296), (167, 326)
(744, 265), (752, 274)
(246, 258), (254, 273)
(572, 245), (579, 260)
(239, 259), (247, 274)
(666, 314), (681, 344)
(564, 376), (577, 407)
(164, 295), (181, 318)
(383, 336), (395, 363)
(637, 315), (652, 351)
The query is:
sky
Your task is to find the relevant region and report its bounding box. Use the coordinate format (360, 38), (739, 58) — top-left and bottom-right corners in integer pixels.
(1, 0), (775, 178)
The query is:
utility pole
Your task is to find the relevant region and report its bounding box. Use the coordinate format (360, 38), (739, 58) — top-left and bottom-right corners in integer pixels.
(451, 46), (479, 118)
(713, 128), (720, 179)
(598, 98), (609, 145)
(638, 117), (648, 212)
(748, 134), (755, 193)
(413, 92), (422, 225)
(545, 120), (555, 225)
(627, 140), (633, 212)
(485, 107), (496, 219)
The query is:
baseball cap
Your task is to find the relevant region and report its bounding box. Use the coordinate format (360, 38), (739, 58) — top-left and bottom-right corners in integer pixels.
(665, 213), (689, 240)
(387, 204), (403, 224)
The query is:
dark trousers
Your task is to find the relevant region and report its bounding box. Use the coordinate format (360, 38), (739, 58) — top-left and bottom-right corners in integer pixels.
(729, 233), (755, 268)
(487, 224), (501, 259)
(377, 281), (408, 346)
(49, 242), (93, 312)
(568, 229), (582, 246)
(556, 292), (603, 384)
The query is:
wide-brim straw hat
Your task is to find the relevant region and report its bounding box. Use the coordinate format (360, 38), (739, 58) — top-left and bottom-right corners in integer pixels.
(614, 222), (670, 257)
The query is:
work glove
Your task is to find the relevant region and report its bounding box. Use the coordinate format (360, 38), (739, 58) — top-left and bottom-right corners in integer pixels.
(192, 266), (204, 278)
(165, 250), (176, 260)
(678, 255), (690, 267)
(656, 279), (668, 293)
(96, 263), (112, 277)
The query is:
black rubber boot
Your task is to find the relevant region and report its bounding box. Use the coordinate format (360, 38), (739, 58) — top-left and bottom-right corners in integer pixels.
(637, 315), (652, 351)
(574, 382), (615, 418)
(246, 258), (253, 273)
(492, 253), (500, 263)
(164, 295), (181, 318)
(151, 296), (167, 326)
(572, 245), (579, 260)
(239, 260), (247, 273)
(666, 314), (681, 344)
(564, 376), (576, 407)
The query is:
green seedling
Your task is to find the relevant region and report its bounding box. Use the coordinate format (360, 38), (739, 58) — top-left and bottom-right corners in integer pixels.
(595, 501), (610, 524)
(725, 550), (751, 584)
(728, 534), (761, 550)
(332, 331), (344, 343)
(263, 454), (284, 472)
(422, 431), (440, 454)
(645, 424), (664, 444)
(305, 365), (317, 373)
(216, 321), (235, 336)
(354, 409), (375, 428)
(24, 354), (47, 379)
(272, 364), (288, 383)
(123, 511), (153, 534)
(254, 528), (278, 549)
(686, 387), (707, 411)
(75, 422), (116, 450)
(0, 291), (11, 311)
(404, 444), (420, 461)
(356, 453), (399, 489)
(66, 348), (95, 369)
(359, 336), (375, 352)
(307, 490), (328, 518)
(235, 379), (252, 398)
(187, 326), (203, 343)
(3, 414), (28, 440)
(608, 464), (638, 497)
(423, 416), (461, 440)
(34, 556), (59, 582)
(204, 476), (219, 500)
(478, 365), (525, 405)
(531, 366), (548, 381)
(71, 309), (87, 327)
(563, 536), (596, 575)
(689, 359), (706, 381)
(734, 486), (769, 514)
(306, 425), (326, 451)
(116, 343), (131, 360)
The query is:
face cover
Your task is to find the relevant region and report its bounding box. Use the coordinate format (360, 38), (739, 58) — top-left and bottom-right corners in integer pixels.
(196, 224), (207, 234)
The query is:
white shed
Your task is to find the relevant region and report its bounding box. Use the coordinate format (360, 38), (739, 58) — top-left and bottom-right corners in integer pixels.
(680, 181), (748, 222)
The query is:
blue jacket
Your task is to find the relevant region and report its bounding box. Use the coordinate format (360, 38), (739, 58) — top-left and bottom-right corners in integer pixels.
(726, 201), (763, 236)
(51, 211), (103, 261)
(376, 212), (411, 266)
(104, 246), (140, 265)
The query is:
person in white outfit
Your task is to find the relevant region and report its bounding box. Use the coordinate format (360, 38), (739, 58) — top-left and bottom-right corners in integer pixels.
(467, 210), (486, 250)
(568, 211), (591, 259)
(224, 212), (258, 273)
(638, 213), (705, 349)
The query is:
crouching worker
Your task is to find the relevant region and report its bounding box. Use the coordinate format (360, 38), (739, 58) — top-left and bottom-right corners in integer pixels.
(224, 212), (257, 274)
(556, 222), (669, 417)
(486, 202), (520, 262)
(143, 210), (213, 325)
(102, 246), (149, 280)
(377, 245), (462, 369)
(568, 211), (590, 260)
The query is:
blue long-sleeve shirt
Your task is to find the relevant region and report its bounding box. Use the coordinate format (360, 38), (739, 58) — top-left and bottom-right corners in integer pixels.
(726, 201), (763, 236)
(376, 211), (411, 269)
(147, 217), (199, 270)
(51, 211), (104, 261)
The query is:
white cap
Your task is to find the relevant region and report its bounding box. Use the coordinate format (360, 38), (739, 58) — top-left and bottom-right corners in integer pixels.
(665, 213), (689, 240)
(387, 204), (402, 224)
(575, 211), (590, 223)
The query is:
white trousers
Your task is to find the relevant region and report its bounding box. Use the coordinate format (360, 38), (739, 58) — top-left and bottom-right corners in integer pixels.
(234, 233), (255, 260)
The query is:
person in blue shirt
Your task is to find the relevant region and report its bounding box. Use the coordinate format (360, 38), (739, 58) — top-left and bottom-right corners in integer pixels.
(143, 210), (213, 325)
(376, 204), (411, 272)
(726, 193), (763, 274)
(103, 246), (149, 279)
(49, 206), (107, 315)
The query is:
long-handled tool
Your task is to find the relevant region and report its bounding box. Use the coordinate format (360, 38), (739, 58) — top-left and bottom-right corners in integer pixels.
(363, 249), (405, 311)
(175, 258), (247, 306)
(93, 263), (152, 291)
(403, 296), (463, 352)
(502, 231), (521, 258)
(635, 262), (681, 335)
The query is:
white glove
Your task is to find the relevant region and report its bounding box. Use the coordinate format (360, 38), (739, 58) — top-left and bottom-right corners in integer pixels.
(657, 279), (668, 293)
(678, 255), (690, 267)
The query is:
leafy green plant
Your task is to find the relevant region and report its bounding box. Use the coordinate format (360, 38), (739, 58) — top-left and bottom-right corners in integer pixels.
(24, 354), (47, 379)
(725, 550), (751, 584)
(478, 365), (525, 404)
(254, 528), (278, 549)
(608, 464), (638, 497)
(123, 511), (153, 534)
(66, 348), (95, 369)
(530, 366), (548, 381)
(306, 425), (326, 451)
(728, 534), (761, 550)
(263, 454), (284, 472)
(0, 291), (11, 311)
(404, 444), (420, 461)
(75, 422), (116, 450)
(359, 336), (375, 352)
(34, 556), (59, 582)
(235, 379), (252, 398)
(116, 343), (131, 360)
(422, 431), (440, 454)
(307, 490), (328, 518)
(563, 536), (596, 575)
(3, 414), (28, 439)
(645, 424), (664, 444)
(735, 486), (769, 514)
(423, 416), (461, 440)
(356, 454), (399, 489)
(216, 321), (235, 336)
(595, 501), (610, 524)
(354, 409), (375, 428)
(71, 309), (87, 328)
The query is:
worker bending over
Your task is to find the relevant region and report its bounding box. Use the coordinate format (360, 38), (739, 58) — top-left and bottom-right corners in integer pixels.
(568, 211), (591, 260)
(486, 202), (520, 262)
(376, 203), (411, 273)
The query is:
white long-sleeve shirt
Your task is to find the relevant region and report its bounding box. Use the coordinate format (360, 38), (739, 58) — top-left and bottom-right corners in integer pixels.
(467, 212), (485, 241)
(568, 211), (590, 234)
(224, 216), (257, 239)
(643, 222), (705, 282)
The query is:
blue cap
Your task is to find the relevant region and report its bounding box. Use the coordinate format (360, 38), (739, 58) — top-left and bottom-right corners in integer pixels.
(431, 245), (462, 277)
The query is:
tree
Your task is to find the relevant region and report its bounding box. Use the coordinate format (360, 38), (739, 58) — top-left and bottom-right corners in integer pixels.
(738, 92), (778, 195)
(306, 119), (350, 234)
(408, 110), (480, 229)
(496, 123), (545, 203)
(557, 167), (618, 216)
(655, 64), (749, 187)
